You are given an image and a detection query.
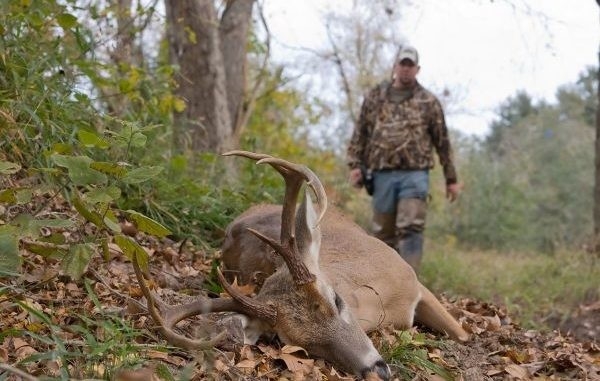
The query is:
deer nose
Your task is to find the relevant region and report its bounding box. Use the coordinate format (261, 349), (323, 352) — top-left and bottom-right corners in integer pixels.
(361, 360), (391, 381)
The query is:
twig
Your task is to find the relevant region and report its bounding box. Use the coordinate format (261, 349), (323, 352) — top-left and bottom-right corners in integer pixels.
(0, 364), (39, 381)
(88, 268), (147, 312)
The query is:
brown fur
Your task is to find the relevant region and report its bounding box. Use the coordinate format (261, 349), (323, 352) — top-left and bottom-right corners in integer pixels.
(223, 204), (469, 341)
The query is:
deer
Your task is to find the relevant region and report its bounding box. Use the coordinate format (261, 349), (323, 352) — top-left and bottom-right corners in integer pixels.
(132, 151), (469, 381)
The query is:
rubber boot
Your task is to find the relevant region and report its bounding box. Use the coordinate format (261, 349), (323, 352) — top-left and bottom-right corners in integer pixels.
(397, 231), (424, 272)
(371, 212), (397, 249)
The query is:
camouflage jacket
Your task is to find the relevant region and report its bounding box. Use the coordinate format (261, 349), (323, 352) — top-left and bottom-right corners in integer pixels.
(346, 81), (457, 184)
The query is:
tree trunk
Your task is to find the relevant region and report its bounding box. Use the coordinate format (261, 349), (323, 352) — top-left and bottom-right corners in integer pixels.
(594, 45), (600, 253)
(220, 0), (254, 142)
(165, 0), (254, 153)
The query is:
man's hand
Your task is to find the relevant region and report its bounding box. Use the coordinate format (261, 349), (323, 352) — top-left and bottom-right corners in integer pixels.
(349, 168), (363, 188)
(446, 182), (462, 202)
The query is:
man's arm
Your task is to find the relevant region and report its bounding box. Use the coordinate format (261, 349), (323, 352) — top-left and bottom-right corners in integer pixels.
(428, 98), (460, 201)
(346, 88), (378, 171)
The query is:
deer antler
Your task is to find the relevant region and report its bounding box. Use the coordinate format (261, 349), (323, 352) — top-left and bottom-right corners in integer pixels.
(223, 151), (327, 226)
(131, 254), (277, 350)
(223, 151), (327, 286)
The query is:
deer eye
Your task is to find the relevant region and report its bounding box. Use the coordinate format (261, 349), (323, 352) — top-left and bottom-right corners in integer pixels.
(334, 292), (344, 312)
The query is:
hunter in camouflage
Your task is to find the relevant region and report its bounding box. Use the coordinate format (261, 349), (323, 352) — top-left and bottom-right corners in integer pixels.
(346, 45), (459, 272)
(347, 81), (457, 183)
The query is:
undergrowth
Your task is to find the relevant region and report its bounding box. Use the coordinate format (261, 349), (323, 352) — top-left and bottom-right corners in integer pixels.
(420, 242), (600, 330)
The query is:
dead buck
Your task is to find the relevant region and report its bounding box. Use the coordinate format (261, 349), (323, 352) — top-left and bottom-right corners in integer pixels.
(132, 151), (468, 380)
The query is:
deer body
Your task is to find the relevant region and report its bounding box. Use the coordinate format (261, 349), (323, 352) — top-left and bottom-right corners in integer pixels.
(133, 152), (467, 381)
(223, 204), (468, 340)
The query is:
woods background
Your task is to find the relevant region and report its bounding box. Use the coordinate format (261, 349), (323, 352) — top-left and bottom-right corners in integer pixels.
(0, 0), (599, 380)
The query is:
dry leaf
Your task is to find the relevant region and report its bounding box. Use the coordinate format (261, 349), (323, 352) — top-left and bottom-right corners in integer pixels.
(281, 345), (309, 356)
(279, 353), (314, 373)
(114, 366), (159, 381)
(236, 359), (258, 369)
(504, 364), (530, 379)
(14, 339), (37, 361)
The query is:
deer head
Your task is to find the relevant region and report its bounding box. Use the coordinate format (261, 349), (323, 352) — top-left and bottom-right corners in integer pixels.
(132, 151), (390, 380)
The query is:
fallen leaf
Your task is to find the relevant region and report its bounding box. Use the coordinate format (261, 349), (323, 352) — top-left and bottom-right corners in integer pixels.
(281, 345), (309, 356)
(236, 359), (258, 369)
(504, 364), (529, 379)
(280, 353), (314, 373)
(14, 338), (37, 361)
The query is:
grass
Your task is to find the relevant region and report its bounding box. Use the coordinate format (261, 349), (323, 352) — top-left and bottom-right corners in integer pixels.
(379, 330), (455, 381)
(419, 241), (600, 330)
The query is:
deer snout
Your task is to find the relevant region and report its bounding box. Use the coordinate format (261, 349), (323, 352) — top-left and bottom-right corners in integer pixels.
(361, 359), (391, 381)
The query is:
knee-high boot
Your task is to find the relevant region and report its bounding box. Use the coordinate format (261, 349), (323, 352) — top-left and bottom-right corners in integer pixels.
(397, 231), (424, 272)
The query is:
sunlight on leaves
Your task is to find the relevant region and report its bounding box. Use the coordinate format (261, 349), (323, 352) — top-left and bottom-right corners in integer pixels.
(125, 210), (171, 238)
(121, 166), (163, 184)
(114, 235), (149, 270)
(78, 130), (109, 149)
(56, 13), (77, 29)
(52, 154), (108, 186)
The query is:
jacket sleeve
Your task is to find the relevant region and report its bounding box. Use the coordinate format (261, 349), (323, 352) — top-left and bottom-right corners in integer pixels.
(429, 98), (458, 184)
(346, 88), (379, 169)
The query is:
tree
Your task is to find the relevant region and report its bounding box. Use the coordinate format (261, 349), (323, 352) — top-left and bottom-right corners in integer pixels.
(594, 0), (600, 253)
(165, 0), (256, 153)
(485, 91), (539, 156)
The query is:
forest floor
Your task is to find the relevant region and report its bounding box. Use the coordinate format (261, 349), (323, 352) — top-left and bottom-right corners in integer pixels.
(0, 198), (599, 380)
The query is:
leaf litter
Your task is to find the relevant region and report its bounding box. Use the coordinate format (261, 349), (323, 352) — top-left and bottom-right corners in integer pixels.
(0, 194), (598, 380)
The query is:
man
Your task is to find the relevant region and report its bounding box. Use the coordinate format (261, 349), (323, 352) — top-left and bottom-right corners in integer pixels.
(346, 45), (460, 272)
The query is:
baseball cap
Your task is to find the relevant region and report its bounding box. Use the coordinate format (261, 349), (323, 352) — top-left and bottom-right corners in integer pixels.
(396, 45), (419, 64)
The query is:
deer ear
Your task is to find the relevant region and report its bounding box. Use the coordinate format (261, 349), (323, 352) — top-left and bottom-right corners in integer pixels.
(295, 189), (322, 267)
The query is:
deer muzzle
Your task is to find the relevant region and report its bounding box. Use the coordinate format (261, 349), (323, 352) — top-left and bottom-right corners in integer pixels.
(361, 359), (391, 381)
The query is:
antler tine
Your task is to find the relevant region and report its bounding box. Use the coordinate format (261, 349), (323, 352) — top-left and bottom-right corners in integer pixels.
(247, 227), (316, 285)
(222, 151), (327, 226)
(256, 157), (328, 228)
(132, 254), (279, 348)
(132, 254), (223, 350)
(216, 267), (278, 325)
(223, 151), (325, 287)
(222, 150), (272, 161)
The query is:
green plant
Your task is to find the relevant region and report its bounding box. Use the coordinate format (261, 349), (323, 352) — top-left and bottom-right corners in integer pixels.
(380, 330), (454, 380)
(3, 281), (153, 380)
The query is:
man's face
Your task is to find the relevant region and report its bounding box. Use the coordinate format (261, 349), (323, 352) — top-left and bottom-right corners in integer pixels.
(394, 59), (420, 86)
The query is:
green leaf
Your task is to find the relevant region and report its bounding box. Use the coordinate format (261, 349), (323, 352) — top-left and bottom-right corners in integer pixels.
(0, 226), (20, 275)
(130, 131), (147, 148)
(62, 244), (94, 280)
(0, 189), (17, 203)
(57, 13), (78, 29)
(126, 210), (171, 238)
(103, 215), (122, 233)
(49, 143), (73, 155)
(90, 162), (128, 178)
(100, 238), (110, 262)
(11, 214), (75, 239)
(0, 161), (21, 175)
(85, 186), (121, 204)
(173, 97), (186, 112)
(15, 188), (32, 204)
(72, 196), (104, 228)
(121, 166), (163, 184)
(51, 154), (107, 186)
(78, 130), (109, 149)
(114, 235), (148, 270)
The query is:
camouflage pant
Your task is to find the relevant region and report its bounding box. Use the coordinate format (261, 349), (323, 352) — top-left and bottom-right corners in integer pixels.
(370, 170), (429, 271)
